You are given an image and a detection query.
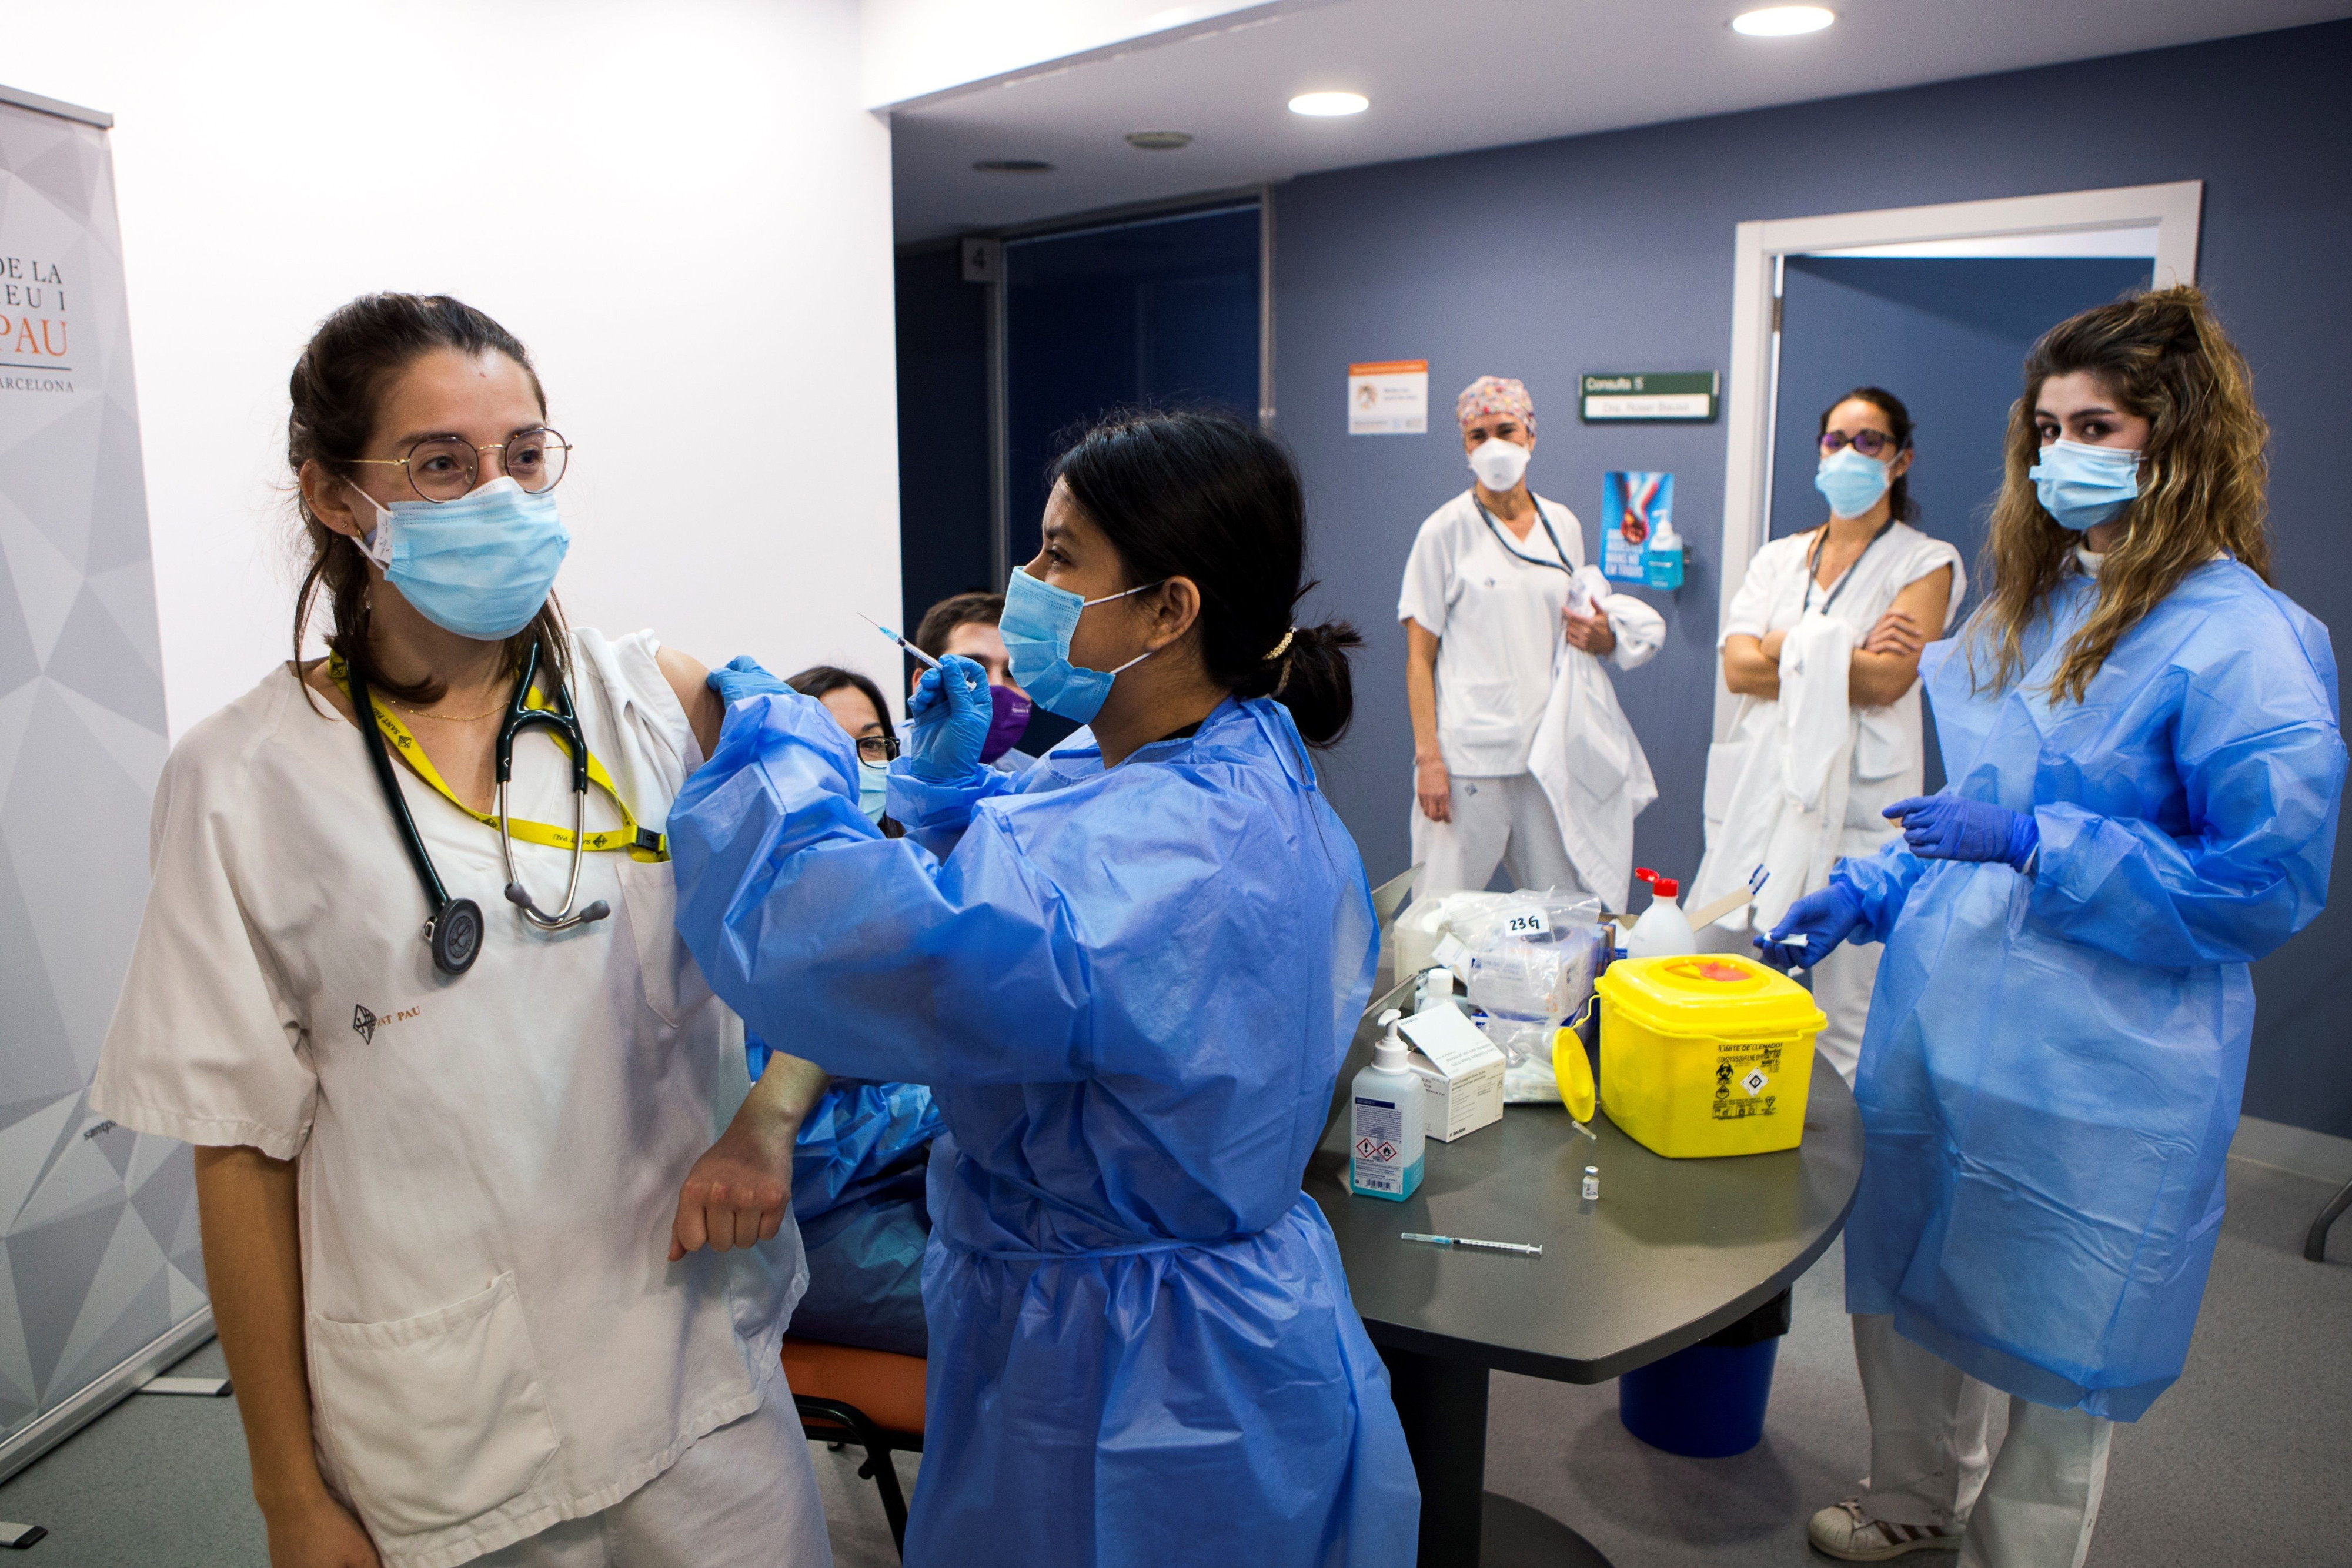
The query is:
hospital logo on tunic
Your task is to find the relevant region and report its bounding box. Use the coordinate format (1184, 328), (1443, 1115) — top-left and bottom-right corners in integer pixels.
(350, 1003), (419, 1044)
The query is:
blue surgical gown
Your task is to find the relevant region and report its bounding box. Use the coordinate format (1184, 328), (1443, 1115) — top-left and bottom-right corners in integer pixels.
(783, 1074), (941, 1358)
(668, 693), (1418, 1567)
(1837, 560), (2344, 1419)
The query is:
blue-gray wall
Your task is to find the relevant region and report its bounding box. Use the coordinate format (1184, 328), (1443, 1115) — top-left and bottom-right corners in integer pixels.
(1272, 21), (2352, 1137)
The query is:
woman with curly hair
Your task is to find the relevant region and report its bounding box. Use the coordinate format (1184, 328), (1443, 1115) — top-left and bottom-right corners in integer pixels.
(1762, 287), (2344, 1565)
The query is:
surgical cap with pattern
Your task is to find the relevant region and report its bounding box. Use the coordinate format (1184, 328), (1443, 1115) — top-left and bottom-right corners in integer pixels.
(1456, 375), (1535, 436)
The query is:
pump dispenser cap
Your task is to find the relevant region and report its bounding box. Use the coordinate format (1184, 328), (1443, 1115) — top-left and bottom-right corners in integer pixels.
(1635, 867), (1681, 900)
(1374, 1009), (1410, 1071)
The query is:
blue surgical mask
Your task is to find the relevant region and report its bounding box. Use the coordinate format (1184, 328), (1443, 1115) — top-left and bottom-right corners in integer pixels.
(1814, 446), (1892, 519)
(2029, 438), (2143, 531)
(857, 758), (889, 823)
(352, 476), (570, 640)
(1000, 567), (1161, 723)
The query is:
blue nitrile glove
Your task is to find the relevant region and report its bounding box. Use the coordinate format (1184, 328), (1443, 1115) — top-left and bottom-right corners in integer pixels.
(907, 654), (992, 781)
(1884, 794), (2039, 870)
(1755, 882), (1865, 972)
(706, 655), (791, 707)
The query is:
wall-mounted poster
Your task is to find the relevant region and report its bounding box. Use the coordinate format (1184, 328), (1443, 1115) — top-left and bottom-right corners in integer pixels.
(1602, 471), (1673, 583)
(1347, 359), (1427, 434)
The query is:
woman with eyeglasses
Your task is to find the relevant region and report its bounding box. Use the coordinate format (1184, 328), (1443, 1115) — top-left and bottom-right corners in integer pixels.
(1689, 387), (1963, 1084)
(787, 664), (908, 835)
(90, 295), (830, 1568)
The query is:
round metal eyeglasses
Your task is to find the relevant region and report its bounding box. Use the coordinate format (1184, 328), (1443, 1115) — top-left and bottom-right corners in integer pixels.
(351, 427), (571, 503)
(1819, 429), (1900, 459)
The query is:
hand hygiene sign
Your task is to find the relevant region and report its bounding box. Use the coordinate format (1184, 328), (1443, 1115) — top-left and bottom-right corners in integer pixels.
(1348, 359), (1428, 434)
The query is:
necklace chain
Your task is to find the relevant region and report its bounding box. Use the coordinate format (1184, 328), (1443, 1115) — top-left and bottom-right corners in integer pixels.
(384, 694), (507, 722)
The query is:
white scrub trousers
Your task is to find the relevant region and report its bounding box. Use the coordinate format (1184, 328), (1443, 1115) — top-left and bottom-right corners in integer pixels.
(470, 1395), (831, 1568)
(1412, 772), (1587, 898)
(1852, 1314), (2113, 1568)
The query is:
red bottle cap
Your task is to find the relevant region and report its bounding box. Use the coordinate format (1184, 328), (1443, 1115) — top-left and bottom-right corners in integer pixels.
(1634, 867), (1679, 900)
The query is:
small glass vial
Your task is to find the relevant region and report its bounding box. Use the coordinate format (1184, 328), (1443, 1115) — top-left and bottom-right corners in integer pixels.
(1581, 1166), (1599, 1201)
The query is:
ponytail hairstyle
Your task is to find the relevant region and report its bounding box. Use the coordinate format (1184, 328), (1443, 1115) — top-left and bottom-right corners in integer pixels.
(1820, 385), (1919, 522)
(289, 293), (568, 707)
(1968, 285), (2269, 702)
(1049, 408), (1362, 746)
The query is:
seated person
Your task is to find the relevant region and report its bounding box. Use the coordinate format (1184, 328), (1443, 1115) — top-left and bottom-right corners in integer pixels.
(786, 664), (905, 836)
(743, 664), (943, 1358)
(905, 590), (1040, 768)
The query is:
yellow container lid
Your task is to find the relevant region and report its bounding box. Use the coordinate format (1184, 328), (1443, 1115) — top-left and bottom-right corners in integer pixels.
(1593, 954), (1825, 1040)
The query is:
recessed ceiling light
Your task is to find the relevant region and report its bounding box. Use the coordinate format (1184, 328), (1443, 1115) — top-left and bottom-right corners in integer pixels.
(1288, 91), (1368, 118)
(972, 158), (1055, 174)
(1732, 6), (1835, 35)
(1126, 131), (1195, 151)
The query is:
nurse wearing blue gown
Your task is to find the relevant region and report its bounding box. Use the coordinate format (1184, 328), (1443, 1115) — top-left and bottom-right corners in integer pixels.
(1765, 288), (2346, 1567)
(669, 409), (1417, 1567)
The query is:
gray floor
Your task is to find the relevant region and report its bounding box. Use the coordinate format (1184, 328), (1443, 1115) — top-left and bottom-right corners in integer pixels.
(4, 1156), (2345, 1566)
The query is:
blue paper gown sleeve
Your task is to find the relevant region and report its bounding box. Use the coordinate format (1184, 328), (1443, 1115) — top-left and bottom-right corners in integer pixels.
(2029, 652), (2346, 968)
(883, 754), (1021, 861)
(1830, 838), (1929, 946)
(669, 693), (1100, 1086)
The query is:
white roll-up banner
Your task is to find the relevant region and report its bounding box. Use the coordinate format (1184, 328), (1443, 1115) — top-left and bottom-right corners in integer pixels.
(0, 84), (198, 1481)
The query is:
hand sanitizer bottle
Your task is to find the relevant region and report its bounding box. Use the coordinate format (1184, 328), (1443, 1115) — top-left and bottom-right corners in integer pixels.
(1645, 518), (1686, 590)
(1351, 1009), (1426, 1202)
(1625, 868), (1698, 959)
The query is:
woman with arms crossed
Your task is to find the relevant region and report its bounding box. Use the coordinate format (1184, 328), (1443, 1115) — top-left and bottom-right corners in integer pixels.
(1693, 387), (1961, 1084)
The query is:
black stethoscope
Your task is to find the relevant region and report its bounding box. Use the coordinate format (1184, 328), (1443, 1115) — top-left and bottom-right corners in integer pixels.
(349, 640), (614, 977)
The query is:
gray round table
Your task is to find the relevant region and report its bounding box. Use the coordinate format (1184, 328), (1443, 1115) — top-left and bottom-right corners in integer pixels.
(1304, 981), (1865, 1566)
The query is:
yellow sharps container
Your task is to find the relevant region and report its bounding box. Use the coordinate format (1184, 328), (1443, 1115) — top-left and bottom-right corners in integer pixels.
(1592, 954), (1827, 1158)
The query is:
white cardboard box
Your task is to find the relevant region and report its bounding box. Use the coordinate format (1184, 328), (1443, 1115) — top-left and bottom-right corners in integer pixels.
(1399, 1004), (1506, 1143)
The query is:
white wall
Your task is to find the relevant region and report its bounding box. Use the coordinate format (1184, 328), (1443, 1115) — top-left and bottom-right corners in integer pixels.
(8, 0), (901, 737)
(861, 0), (1278, 107)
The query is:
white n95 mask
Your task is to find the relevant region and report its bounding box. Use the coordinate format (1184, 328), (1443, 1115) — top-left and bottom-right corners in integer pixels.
(1468, 438), (1531, 493)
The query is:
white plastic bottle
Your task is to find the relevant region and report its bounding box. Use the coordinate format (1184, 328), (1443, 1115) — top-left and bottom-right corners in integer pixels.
(1351, 1009), (1426, 1202)
(1625, 867), (1697, 959)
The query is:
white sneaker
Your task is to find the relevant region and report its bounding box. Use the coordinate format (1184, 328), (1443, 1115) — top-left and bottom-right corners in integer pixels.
(1808, 1498), (1962, 1561)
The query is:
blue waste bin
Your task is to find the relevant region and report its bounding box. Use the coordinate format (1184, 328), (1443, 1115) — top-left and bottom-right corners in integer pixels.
(1618, 1288), (1789, 1457)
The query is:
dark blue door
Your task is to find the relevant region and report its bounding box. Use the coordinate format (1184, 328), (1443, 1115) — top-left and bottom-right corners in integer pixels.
(1004, 203), (1262, 570)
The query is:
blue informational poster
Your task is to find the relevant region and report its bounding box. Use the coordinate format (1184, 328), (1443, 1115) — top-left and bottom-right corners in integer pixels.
(1602, 471), (1672, 584)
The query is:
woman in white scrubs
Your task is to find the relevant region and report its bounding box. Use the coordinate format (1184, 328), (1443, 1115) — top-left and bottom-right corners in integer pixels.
(90, 295), (831, 1568)
(1692, 387), (1960, 1082)
(1401, 376), (1661, 901)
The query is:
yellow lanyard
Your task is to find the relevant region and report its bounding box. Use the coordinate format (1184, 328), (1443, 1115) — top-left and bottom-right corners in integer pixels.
(328, 654), (668, 862)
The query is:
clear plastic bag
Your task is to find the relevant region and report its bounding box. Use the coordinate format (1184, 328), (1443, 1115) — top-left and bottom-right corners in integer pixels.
(1461, 890), (1606, 1101)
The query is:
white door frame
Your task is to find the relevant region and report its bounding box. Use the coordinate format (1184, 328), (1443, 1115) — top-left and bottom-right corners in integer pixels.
(1710, 180), (2203, 740)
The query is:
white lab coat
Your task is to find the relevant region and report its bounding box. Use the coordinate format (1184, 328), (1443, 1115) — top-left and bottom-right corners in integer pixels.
(1691, 524), (1963, 1082)
(1399, 491), (1662, 907)
(1528, 564), (1663, 912)
(92, 631), (820, 1568)
(1693, 523), (1965, 930)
